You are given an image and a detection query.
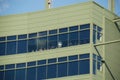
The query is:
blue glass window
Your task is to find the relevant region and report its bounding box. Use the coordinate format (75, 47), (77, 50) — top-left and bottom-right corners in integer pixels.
(18, 34), (27, 39)
(59, 28), (68, 33)
(79, 53), (90, 59)
(69, 26), (78, 31)
(68, 61), (78, 76)
(69, 55), (78, 61)
(79, 30), (90, 44)
(47, 64), (57, 79)
(7, 35), (16, 40)
(48, 35), (57, 49)
(15, 69), (26, 80)
(27, 67), (36, 80)
(0, 65), (4, 70)
(69, 32), (78, 46)
(0, 42), (6, 55)
(6, 41), (16, 55)
(48, 58), (57, 63)
(93, 25), (97, 30)
(97, 61), (101, 70)
(93, 60), (96, 74)
(38, 60), (46, 65)
(28, 39), (37, 52)
(17, 40), (27, 54)
(49, 29), (57, 35)
(0, 71), (4, 80)
(93, 54), (97, 59)
(5, 70), (15, 80)
(58, 57), (67, 62)
(16, 63), (26, 68)
(5, 64), (15, 69)
(93, 30), (96, 44)
(58, 62), (67, 77)
(80, 24), (90, 29)
(97, 56), (102, 61)
(39, 31), (47, 36)
(0, 37), (5, 41)
(59, 33), (68, 47)
(97, 27), (102, 32)
(79, 60), (90, 74)
(38, 37), (47, 50)
(37, 66), (46, 80)
(29, 33), (37, 38)
(97, 32), (102, 40)
(27, 61), (36, 66)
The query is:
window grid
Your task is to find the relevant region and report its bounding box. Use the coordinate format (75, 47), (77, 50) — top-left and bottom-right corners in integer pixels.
(0, 53), (91, 80)
(0, 24), (91, 56)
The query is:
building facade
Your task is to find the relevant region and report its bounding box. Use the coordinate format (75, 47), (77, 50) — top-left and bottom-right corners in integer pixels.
(0, 1), (120, 80)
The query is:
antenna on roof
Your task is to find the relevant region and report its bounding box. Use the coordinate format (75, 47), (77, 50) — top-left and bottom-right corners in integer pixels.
(46, 0), (52, 9)
(108, 0), (115, 12)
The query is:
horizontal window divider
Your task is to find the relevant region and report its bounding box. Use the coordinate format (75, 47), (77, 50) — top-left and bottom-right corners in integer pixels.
(15, 67), (26, 70)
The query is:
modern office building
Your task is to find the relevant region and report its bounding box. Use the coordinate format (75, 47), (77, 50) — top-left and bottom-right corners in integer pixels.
(0, 1), (120, 80)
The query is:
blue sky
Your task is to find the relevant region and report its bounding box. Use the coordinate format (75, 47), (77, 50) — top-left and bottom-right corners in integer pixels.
(0, 0), (120, 16)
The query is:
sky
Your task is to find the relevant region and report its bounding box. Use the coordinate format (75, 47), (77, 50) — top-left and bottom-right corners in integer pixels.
(0, 0), (120, 16)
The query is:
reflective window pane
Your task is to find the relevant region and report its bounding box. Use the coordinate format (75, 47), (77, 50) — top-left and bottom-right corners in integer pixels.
(58, 62), (67, 77)
(48, 58), (57, 63)
(0, 65), (4, 70)
(0, 71), (4, 80)
(79, 60), (90, 74)
(0, 37), (6, 41)
(17, 40), (27, 54)
(28, 39), (37, 52)
(0, 42), (6, 55)
(69, 55), (78, 61)
(47, 64), (57, 79)
(97, 26), (102, 32)
(5, 70), (15, 80)
(38, 60), (46, 65)
(69, 32), (78, 46)
(6, 41), (16, 55)
(59, 33), (68, 47)
(16, 63), (26, 68)
(37, 66), (46, 80)
(59, 28), (68, 33)
(27, 61), (36, 66)
(93, 30), (96, 44)
(15, 69), (26, 80)
(29, 33), (37, 38)
(7, 35), (16, 40)
(79, 53), (90, 59)
(58, 57), (67, 62)
(93, 54), (97, 59)
(39, 31), (47, 36)
(69, 26), (78, 31)
(38, 37), (47, 50)
(68, 61), (78, 76)
(18, 34), (27, 39)
(27, 67), (36, 80)
(48, 35), (57, 49)
(5, 64), (15, 69)
(80, 24), (90, 29)
(49, 29), (57, 35)
(93, 60), (96, 74)
(79, 30), (90, 44)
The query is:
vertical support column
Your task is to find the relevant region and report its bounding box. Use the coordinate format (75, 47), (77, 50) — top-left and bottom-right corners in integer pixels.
(108, 0), (115, 13)
(46, 0), (52, 9)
